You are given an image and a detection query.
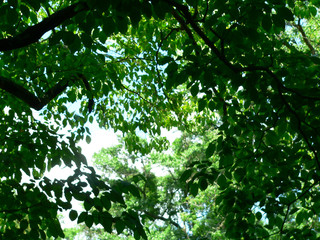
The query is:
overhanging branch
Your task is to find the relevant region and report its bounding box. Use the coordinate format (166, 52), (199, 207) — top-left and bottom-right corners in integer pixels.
(0, 75), (71, 110)
(0, 74), (94, 111)
(0, 2), (89, 51)
(164, 0), (237, 72)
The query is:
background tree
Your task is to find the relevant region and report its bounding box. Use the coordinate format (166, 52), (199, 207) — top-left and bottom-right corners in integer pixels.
(64, 126), (225, 240)
(1, 0), (320, 239)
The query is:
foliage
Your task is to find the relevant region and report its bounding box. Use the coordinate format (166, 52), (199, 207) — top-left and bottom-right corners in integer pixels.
(68, 129), (225, 239)
(1, 0), (320, 239)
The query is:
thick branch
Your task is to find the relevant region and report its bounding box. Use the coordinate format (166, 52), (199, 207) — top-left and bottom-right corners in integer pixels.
(0, 2), (89, 51)
(0, 76), (70, 110)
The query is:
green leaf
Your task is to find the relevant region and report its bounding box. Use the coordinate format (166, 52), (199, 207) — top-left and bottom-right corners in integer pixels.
(275, 216), (283, 229)
(180, 169), (193, 182)
(309, 6), (317, 17)
(248, 213), (255, 224)
(256, 212), (262, 221)
(165, 77), (175, 90)
(153, 1), (170, 20)
(109, 189), (125, 205)
(217, 174), (228, 189)
(183, 45), (194, 56)
(296, 210), (307, 225)
(81, 33), (93, 48)
(7, 8), (18, 25)
(190, 84), (199, 97)
(116, 16), (129, 34)
(186, 0), (199, 8)
(39, 230), (46, 240)
(86, 135), (91, 144)
(77, 212), (88, 224)
(85, 214), (94, 228)
(206, 142), (215, 158)
(69, 210), (78, 221)
(165, 61), (178, 74)
(129, 11), (142, 27)
(115, 219), (125, 234)
(127, 184), (140, 198)
(103, 17), (116, 37)
(208, 100), (216, 111)
(272, 14), (285, 30)
(190, 183), (199, 197)
(158, 56), (173, 65)
(49, 31), (63, 46)
(234, 168), (246, 182)
(101, 212), (113, 233)
(198, 98), (207, 112)
(220, 154), (233, 168)
(256, 226), (269, 238)
(30, 11), (38, 23)
(84, 199), (93, 211)
(99, 31), (107, 43)
(81, 12), (96, 33)
(20, 4), (30, 18)
(262, 15), (272, 32)
(277, 6), (294, 21)
(141, 1), (152, 18)
(28, 0), (40, 11)
(265, 131), (278, 146)
(199, 177), (208, 190)
(62, 31), (75, 46)
(53, 184), (62, 198)
(64, 188), (72, 202)
(20, 220), (28, 231)
(49, 220), (65, 238)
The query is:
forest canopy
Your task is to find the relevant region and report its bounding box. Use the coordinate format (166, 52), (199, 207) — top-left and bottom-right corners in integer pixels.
(1, 0), (320, 239)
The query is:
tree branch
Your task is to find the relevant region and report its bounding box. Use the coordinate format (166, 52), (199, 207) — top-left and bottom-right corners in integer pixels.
(143, 210), (181, 229)
(120, 82), (156, 108)
(1, 202), (43, 214)
(0, 2), (89, 51)
(291, 21), (316, 55)
(77, 73), (94, 113)
(241, 65), (320, 101)
(0, 75), (71, 110)
(164, 0), (237, 72)
(167, 5), (229, 117)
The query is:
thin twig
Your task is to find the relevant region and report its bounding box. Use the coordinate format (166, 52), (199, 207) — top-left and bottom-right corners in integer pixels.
(120, 82), (156, 108)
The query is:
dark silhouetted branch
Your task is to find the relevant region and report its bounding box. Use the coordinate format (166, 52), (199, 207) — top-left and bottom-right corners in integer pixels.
(0, 75), (70, 110)
(0, 2), (89, 51)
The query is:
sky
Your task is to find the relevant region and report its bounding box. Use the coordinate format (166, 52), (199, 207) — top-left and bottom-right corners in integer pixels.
(42, 116), (181, 229)
(45, 120), (181, 179)
(27, 96), (182, 230)
(45, 120), (119, 179)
